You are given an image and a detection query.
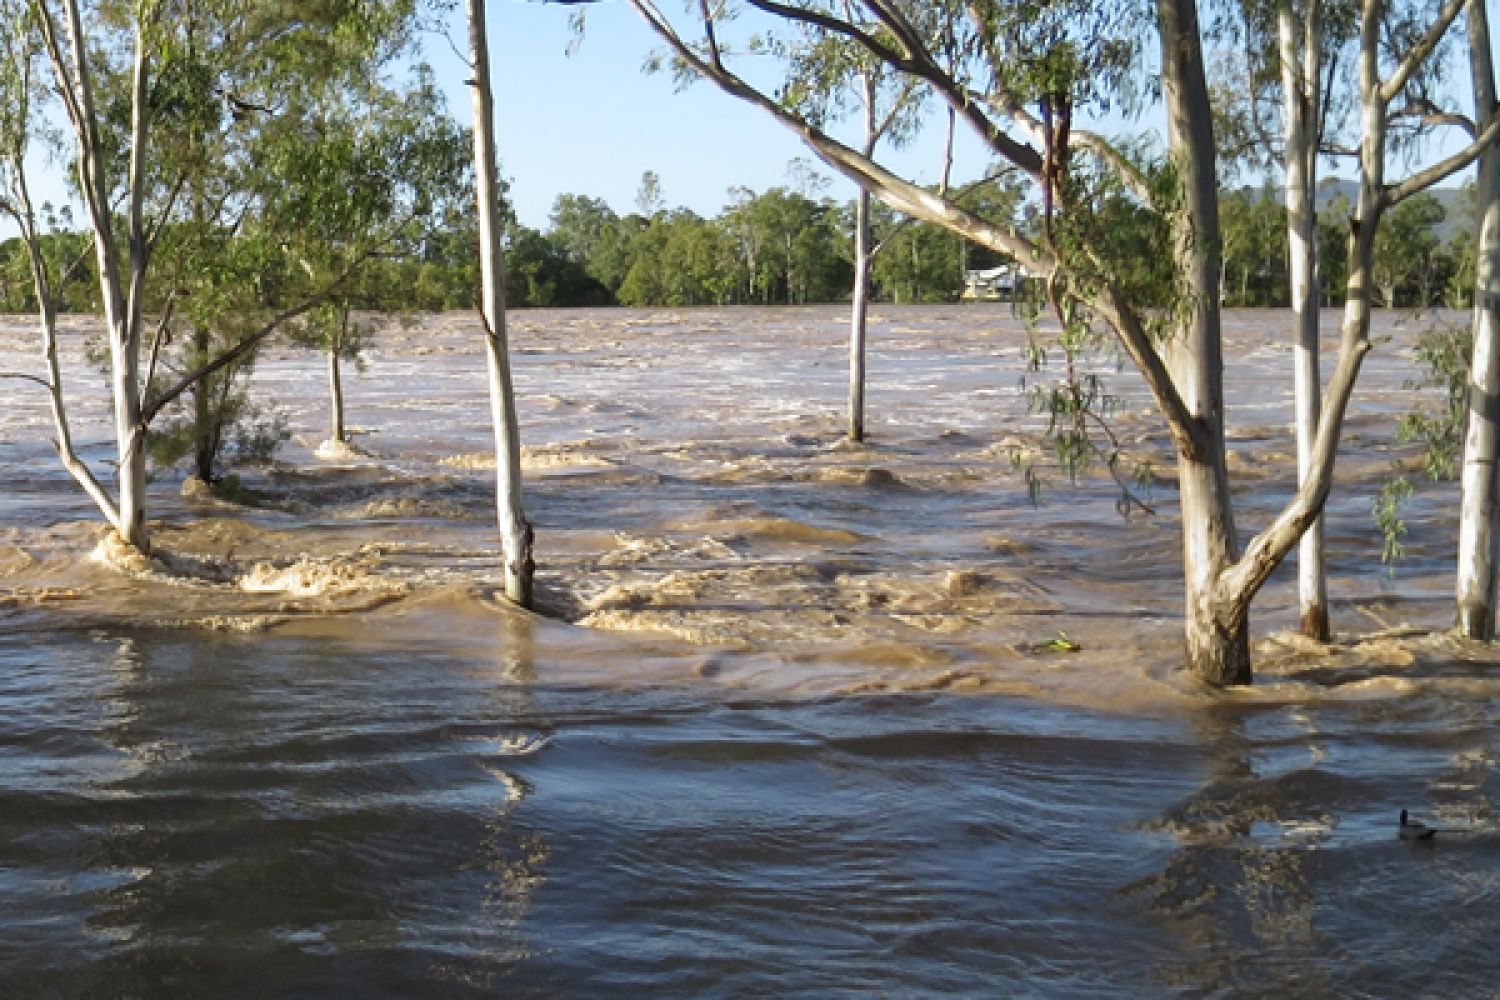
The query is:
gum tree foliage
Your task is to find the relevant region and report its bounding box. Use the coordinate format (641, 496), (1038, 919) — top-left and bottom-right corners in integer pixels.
(2, 0), (432, 551)
(611, 0), (1500, 685)
(142, 17), (467, 483)
(265, 70), (472, 453)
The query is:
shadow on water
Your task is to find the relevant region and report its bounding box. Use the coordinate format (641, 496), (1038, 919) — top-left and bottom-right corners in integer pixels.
(0, 616), (552, 998)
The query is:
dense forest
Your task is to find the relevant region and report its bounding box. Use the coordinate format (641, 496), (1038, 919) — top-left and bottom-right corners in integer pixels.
(4, 175), (1472, 313)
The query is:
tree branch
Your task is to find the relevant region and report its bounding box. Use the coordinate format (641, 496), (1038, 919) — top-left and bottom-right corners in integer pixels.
(1086, 274), (1212, 460)
(1386, 108), (1500, 206)
(1219, 333), (1373, 599)
(630, 0), (1047, 267)
(139, 291), (178, 410)
(741, 0), (1045, 176)
(1389, 96), (1476, 138)
(1380, 0), (1466, 105)
(141, 246), (384, 423)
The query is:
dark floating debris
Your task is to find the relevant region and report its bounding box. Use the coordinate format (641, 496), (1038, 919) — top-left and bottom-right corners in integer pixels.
(1399, 809), (1435, 841)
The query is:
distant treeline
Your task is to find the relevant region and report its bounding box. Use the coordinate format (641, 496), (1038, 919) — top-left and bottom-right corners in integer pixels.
(1, 177), (1475, 313)
(1222, 181), (1473, 309)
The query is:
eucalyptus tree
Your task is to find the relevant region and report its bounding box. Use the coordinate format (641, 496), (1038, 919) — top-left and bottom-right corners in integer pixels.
(0, 1), (119, 529)
(1212, 0), (1358, 641)
(621, 0), (1500, 685)
(12, 0), (430, 553)
(1276, 0), (1340, 640)
(772, 7), (924, 440)
(467, 0), (535, 608)
(270, 70), (472, 455)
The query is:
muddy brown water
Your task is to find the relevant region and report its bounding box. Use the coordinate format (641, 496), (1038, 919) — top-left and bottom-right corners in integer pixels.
(2, 305), (1499, 994)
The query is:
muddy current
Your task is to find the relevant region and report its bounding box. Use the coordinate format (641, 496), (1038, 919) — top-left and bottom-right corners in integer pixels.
(2, 304), (1499, 995)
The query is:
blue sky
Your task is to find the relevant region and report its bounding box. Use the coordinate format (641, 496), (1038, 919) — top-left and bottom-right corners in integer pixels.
(427, 0), (995, 229)
(7, 3), (1493, 237)
(433, 0), (1489, 230)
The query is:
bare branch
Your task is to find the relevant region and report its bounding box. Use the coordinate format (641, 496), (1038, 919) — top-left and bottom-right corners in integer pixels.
(1086, 274), (1212, 460)
(697, 0), (725, 72)
(1386, 108), (1500, 206)
(742, 0), (913, 67)
(0, 371), (54, 390)
(741, 0), (1045, 176)
(1380, 0), (1466, 105)
(145, 170), (189, 257)
(1389, 96), (1476, 138)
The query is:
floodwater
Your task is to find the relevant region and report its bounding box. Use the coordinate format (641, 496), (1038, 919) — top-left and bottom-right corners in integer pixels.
(2, 305), (1499, 995)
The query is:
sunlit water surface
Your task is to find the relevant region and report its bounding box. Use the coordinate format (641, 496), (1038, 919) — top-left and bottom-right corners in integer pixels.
(2, 305), (1499, 994)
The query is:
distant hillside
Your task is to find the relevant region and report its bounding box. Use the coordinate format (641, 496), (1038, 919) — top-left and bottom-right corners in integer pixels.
(1236, 178), (1473, 244)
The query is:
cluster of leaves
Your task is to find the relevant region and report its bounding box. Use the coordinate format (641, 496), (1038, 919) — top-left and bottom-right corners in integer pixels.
(1377, 317), (1473, 570)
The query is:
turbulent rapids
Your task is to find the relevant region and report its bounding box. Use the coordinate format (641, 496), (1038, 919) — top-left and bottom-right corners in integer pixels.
(4, 306), (1500, 994)
(3, 304), (1497, 703)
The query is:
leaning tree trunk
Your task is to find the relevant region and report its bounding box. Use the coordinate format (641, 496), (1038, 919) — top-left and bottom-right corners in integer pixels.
(1279, 0), (1330, 640)
(467, 0), (534, 608)
(1159, 0), (1251, 685)
(1457, 0), (1500, 639)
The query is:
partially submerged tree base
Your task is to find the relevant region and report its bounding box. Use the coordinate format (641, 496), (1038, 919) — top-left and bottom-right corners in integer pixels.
(91, 529), (155, 573)
(1457, 606), (1494, 641)
(315, 438), (367, 461)
(504, 522), (537, 609)
(1300, 605), (1331, 642)
(1189, 620), (1252, 687)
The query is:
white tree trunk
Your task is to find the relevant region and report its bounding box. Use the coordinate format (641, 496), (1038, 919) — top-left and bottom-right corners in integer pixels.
(1458, 0), (1500, 639)
(1159, 0), (1251, 684)
(1279, 1), (1329, 639)
(327, 349), (346, 444)
(44, 0), (151, 551)
(467, 0), (534, 608)
(8, 186), (123, 530)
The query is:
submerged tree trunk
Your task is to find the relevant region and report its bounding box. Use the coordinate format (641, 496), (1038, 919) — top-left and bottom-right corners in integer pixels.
(1158, 0), (1251, 685)
(1458, 0), (1500, 639)
(467, 0), (534, 608)
(1279, 1), (1329, 640)
(328, 305), (349, 444)
(848, 83), (878, 443)
(849, 184), (871, 442)
(328, 350), (346, 444)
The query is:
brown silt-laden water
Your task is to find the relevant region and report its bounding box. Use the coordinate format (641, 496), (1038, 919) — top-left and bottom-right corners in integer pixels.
(1, 304), (1498, 995)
